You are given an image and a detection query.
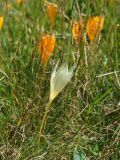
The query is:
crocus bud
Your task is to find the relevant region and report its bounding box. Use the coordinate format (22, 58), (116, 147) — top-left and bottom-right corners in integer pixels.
(49, 61), (76, 102)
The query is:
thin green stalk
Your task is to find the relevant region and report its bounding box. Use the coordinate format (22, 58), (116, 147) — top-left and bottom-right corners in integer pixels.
(38, 100), (52, 144)
(39, 63), (47, 95)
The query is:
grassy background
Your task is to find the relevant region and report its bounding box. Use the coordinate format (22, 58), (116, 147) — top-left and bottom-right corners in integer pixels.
(0, 0), (120, 159)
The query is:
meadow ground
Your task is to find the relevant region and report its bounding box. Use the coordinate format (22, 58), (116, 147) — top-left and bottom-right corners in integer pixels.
(0, 0), (120, 159)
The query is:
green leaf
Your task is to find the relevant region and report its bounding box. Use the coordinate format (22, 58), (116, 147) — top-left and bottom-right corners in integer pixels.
(89, 144), (99, 156)
(73, 150), (87, 160)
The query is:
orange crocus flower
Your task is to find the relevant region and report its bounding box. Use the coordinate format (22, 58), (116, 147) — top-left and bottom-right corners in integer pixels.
(16, 0), (25, 5)
(86, 16), (104, 41)
(0, 16), (4, 31)
(38, 34), (56, 64)
(72, 20), (84, 42)
(47, 2), (58, 25)
(108, 0), (115, 5)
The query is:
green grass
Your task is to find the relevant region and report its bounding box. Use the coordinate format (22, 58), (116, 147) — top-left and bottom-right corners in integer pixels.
(0, 0), (120, 159)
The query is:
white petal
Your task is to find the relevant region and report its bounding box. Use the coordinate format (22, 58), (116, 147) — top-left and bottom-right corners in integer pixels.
(69, 64), (77, 73)
(50, 61), (59, 83)
(49, 62), (76, 102)
(50, 61), (59, 102)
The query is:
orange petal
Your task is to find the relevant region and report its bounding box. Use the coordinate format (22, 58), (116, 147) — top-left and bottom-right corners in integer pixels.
(16, 0), (25, 5)
(47, 2), (58, 24)
(108, 0), (115, 5)
(0, 16), (4, 31)
(86, 16), (104, 41)
(38, 34), (56, 64)
(72, 20), (84, 42)
(72, 22), (79, 41)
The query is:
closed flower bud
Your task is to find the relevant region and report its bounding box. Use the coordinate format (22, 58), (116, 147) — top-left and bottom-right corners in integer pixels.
(49, 61), (76, 102)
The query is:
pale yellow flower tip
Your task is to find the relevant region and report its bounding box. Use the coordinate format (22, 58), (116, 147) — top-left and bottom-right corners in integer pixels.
(49, 61), (76, 102)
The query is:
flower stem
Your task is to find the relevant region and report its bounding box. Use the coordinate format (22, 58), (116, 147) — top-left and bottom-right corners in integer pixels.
(38, 100), (52, 144)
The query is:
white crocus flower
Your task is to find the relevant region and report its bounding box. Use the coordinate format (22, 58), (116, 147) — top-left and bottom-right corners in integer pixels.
(38, 62), (76, 142)
(49, 61), (76, 102)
